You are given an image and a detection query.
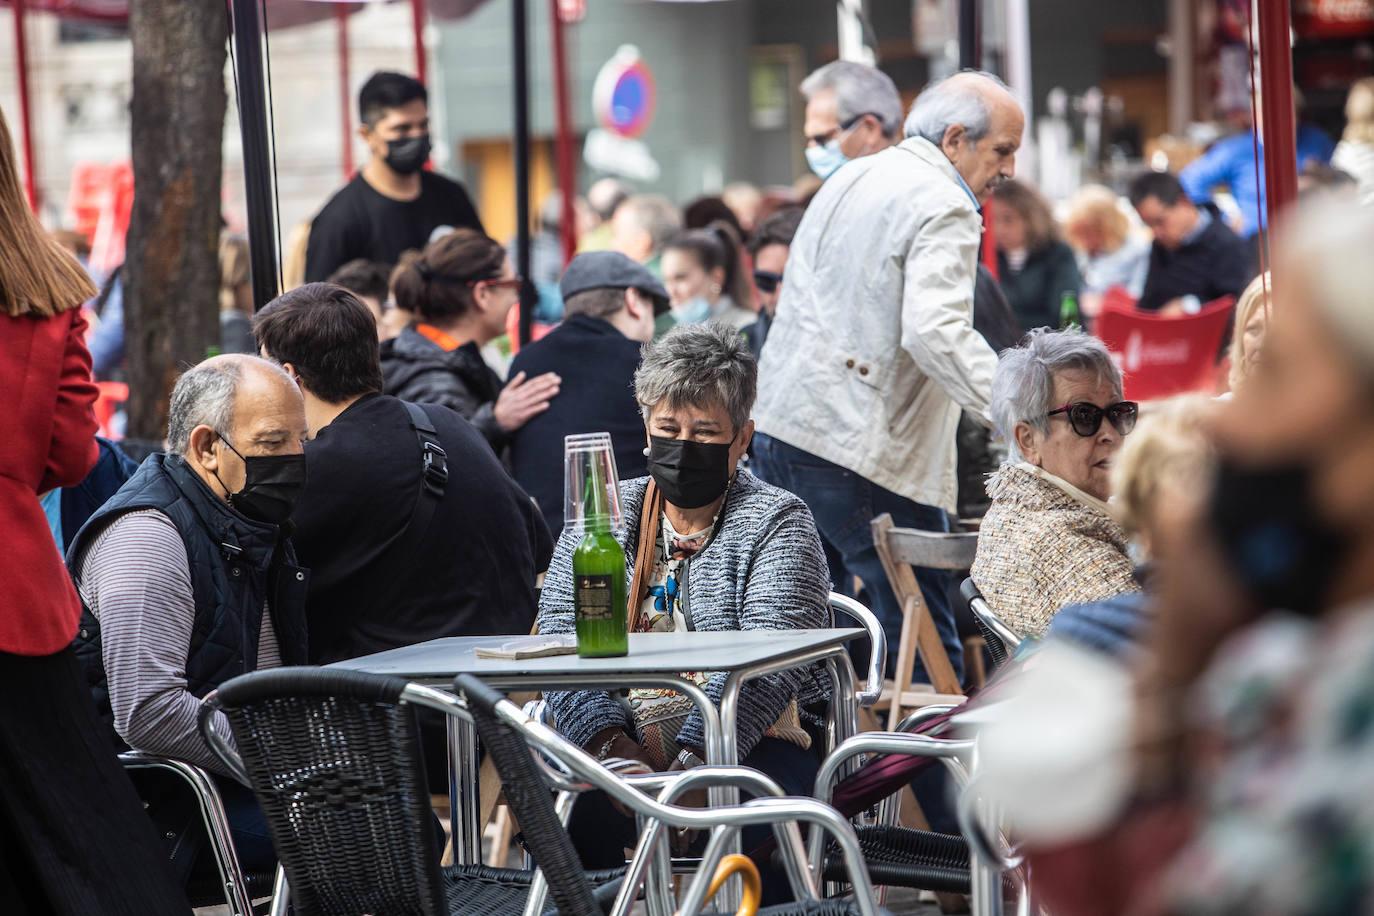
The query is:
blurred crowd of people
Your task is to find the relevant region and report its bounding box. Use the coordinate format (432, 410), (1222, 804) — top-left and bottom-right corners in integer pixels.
(10, 44), (1374, 915)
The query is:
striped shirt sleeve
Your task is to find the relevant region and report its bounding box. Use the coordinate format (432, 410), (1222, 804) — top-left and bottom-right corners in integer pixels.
(77, 509), (238, 775)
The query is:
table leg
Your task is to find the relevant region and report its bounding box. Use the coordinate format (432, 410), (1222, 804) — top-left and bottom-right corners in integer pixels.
(447, 713), (482, 865)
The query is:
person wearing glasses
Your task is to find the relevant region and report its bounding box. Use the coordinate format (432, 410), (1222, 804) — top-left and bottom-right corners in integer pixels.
(800, 60), (905, 180)
(380, 228), (561, 458)
(971, 327), (1140, 638)
(742, 207), (803, 361)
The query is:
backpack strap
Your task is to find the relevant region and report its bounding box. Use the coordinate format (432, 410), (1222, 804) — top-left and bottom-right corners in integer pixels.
(400, 401), (448, 554)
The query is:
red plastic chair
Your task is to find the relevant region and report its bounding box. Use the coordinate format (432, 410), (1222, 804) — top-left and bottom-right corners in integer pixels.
(1094, 295), (1234, 402)
(94, 381), (129, 440)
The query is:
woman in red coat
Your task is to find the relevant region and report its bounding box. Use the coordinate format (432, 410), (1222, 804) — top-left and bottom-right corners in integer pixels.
(0, 106), (188, 913)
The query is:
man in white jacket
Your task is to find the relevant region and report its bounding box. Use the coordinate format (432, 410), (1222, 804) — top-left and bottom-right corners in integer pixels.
(753, 71), (1023, 683)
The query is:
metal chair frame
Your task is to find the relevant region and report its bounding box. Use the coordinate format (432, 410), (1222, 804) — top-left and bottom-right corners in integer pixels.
(453, 674), (886, 916)
(118, 750), (258, 916)
(203, 672), (878, 916)
(813, 732), (1025, 916)
(827, 592), (887, 709)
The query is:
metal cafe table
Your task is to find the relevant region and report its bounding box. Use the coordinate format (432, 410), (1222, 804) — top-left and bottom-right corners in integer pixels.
(329, 627), (864, 866)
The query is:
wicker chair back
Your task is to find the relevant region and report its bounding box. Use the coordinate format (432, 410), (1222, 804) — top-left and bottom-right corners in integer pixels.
(214, 667), (448, 916)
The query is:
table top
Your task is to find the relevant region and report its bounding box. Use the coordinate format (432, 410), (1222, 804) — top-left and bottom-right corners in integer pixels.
(328, 628), (862, 681)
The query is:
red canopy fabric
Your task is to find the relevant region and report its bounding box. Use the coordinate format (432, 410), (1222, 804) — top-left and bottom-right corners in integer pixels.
(0, 0), (491, 26)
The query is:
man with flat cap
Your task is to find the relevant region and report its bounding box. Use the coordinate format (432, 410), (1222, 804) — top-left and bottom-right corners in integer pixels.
(509, 251), (669, 538)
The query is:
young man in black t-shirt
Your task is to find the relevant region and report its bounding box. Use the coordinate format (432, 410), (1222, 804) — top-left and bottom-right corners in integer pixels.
(305, 72), (484, 282)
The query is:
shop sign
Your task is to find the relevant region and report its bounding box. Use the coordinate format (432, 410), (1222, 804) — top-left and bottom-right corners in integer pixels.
(1293, 0), (1374, 38)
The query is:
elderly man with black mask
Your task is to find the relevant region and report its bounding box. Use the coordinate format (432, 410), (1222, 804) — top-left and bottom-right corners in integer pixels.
(67, 354), (311, 881)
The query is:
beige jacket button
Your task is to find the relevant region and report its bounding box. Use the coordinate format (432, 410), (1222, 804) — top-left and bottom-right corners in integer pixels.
(845, 359), (855, 369)
(859, 366), (870, 376)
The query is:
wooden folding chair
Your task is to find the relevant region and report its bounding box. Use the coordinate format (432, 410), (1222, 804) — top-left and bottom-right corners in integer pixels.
(871, 513), (979, 725)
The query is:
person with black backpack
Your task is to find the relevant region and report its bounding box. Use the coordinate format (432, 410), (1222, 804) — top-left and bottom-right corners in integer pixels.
(253, 282), (552, 784)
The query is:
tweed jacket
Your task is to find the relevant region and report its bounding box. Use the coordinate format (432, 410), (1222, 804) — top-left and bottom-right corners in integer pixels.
(971, 464), (1139, 639)
(537, 470), (832, 758)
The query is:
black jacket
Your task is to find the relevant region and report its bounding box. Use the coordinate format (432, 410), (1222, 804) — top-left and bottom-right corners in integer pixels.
(380, 325), (506, 454)
(291, 394), (552, 663)
(996, 241), (1082, 332)
(507, 314), (648, 538)
(1137, 205), (1253, 312)
(68, 453), (309, 736)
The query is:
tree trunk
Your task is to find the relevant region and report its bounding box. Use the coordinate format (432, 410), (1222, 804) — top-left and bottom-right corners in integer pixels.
(124, 0), (227, 443)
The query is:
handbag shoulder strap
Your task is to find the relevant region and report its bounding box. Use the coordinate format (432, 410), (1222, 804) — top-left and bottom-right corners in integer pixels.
(626, 479), (662, 633)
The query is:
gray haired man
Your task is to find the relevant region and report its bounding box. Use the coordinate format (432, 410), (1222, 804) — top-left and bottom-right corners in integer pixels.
(67, 354), (311, 880)
(753, 71), (1024, 685)
(801, 60), (905, 179)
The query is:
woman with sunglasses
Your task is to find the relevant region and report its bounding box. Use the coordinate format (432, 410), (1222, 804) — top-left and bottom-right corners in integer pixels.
(971, 327), (1140, 638)
(381, 228), (561, 458)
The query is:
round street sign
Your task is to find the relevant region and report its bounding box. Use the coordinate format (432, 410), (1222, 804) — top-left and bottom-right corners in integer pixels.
(592, 45), (656, 139)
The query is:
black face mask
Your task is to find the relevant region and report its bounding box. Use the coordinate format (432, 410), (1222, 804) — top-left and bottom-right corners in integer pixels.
(1207, 457), (1346, 618)
(214, 433), (308, 525)
(647, 435), (734, 509)
(384, 134), (431, 176)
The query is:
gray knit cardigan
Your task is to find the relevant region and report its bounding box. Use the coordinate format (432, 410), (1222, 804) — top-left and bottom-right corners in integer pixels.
(537, 470), (832, 758)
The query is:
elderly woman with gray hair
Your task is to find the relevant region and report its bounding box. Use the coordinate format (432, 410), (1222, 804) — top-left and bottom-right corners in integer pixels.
(971, 327), (1140, 638)
(537, 321), (832, 874)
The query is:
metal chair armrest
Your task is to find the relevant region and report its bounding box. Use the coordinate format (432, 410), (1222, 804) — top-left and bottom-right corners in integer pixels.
(117, 749), (256, 916)
(893, 703), (961, 734)
(829, 592), (886, 707)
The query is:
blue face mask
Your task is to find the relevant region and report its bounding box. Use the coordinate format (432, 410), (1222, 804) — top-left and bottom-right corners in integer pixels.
(806, 138), (850, 180)
(671, 296), (712, 325)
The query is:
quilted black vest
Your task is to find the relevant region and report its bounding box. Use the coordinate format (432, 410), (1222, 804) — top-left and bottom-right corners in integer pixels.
(68, 453), (309, 739)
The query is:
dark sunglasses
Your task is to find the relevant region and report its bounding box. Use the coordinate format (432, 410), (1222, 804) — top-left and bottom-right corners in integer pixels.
(753, 270), (783, 294)
(1045, 401), (1138, 437)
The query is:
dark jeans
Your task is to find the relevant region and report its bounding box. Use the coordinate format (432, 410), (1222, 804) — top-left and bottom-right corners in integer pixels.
(751, 434), (963, 685)
(215, 777), (276, 873)
(566, 737), (819, 903)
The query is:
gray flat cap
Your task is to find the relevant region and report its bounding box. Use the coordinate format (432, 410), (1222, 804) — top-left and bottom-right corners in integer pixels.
(559, 251), (670, 315)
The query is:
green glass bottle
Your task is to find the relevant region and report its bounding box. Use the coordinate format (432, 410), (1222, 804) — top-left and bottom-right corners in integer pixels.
(572, 458), (628, 657)
(1059, 290), (1081, 330)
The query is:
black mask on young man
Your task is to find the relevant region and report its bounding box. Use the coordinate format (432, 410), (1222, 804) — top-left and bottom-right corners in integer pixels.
(647, 435), (733, 509)
(1207, 457), (1347, 618)
(214, 433), (308, 525)
(385, 134), (432, 176)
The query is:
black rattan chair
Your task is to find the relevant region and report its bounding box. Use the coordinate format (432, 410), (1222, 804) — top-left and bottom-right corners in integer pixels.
(813, 825), (970, 893)
(960, 578), (1021, 673)
(454, 674), (890, 916)
(198, 667), (622, 916)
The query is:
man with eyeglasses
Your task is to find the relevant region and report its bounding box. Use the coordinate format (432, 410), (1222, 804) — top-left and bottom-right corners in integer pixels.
(754, 71), (1024, 684)
(800, 61), (905, 179)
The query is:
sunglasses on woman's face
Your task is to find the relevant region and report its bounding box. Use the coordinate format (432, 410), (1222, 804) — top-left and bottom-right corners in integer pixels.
(753, 270), (783, 294)
(1045, 400), (1139, 437)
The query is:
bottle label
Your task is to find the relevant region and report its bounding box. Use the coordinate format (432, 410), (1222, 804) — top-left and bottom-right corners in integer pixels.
(576, 574), (615, 622)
